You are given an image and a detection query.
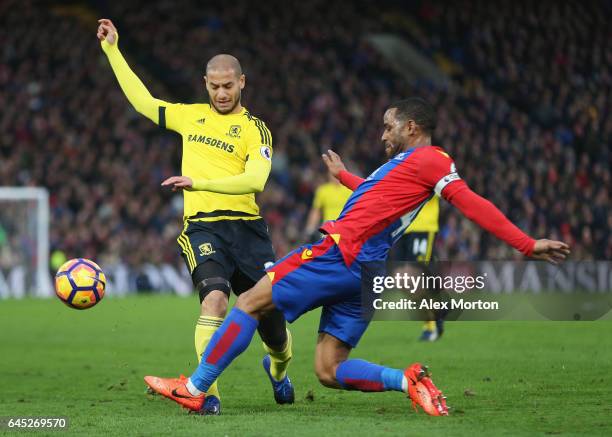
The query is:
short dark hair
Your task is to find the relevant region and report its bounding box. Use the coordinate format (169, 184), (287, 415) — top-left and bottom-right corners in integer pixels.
(206, 54), (243, 76)
(388, 98), (437, 135)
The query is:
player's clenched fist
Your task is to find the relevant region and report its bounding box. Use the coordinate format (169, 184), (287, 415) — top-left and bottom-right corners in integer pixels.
(97, 18), (118, 45)
(161, 176), (194, 192)
(322, 149), (347, 178)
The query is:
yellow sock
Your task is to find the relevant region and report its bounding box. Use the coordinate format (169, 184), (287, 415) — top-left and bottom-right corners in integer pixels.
(424, 320), (436, 331)
(263, 329), (293, 381)
(195, 316), (224, 399)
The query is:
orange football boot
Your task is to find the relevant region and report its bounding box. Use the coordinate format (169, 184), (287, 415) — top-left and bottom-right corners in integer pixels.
(144, 376), (205, 412)
(404, 363), (449, 416)
(145, 374), (187, 396)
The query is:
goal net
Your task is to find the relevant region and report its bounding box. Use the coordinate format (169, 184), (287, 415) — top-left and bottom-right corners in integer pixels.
(0, 187), (52, 298)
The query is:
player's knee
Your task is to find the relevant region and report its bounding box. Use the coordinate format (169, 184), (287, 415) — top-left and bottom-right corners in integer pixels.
(314, 362), (338, 388)
(196, 274), (231, 316)
(235, 291), (255, 313)
(235, 278), (274, 318)
(316, 370), (338, 388)
(200, 290), (229, 316)
(236, 291), (269, 319)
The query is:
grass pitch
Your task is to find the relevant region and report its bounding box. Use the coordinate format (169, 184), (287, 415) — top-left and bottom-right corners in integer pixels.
(0, 295), (611, 436)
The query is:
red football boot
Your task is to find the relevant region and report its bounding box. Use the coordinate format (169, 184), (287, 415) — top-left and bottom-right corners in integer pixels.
(145, 374), (187, 396)
(404, 363), (449, 416)
(144, 376), (205, 412)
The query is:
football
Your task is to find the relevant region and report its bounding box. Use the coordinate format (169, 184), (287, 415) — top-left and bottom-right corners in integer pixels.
(55, 258), (106, 310)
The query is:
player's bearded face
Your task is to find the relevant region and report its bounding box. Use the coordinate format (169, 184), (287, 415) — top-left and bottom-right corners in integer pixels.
(205, 70), (245, 114)
(381, 109), (408, 159)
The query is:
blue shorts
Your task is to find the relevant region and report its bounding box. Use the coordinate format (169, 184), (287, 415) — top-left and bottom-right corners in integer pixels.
(267, 235), (370, 348)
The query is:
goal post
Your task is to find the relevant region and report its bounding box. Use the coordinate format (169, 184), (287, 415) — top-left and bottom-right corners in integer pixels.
(0, 187), (52, 298)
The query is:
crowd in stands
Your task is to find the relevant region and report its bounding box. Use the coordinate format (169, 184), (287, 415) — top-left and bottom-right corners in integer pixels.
(1, 0), (182, 272)
(1, 0), (609, 282)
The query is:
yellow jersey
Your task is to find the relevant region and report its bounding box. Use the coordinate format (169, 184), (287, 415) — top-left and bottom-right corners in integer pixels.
(101, 39), (272, 220)
(406, 195), (439, 233)
(313, 182), (353, 222)
(161, 104), (272, 218)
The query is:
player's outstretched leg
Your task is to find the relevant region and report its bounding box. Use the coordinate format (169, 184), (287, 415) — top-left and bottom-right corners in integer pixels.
(315, 333), (449, 416)
(145, 277), (276, 413)
(144, 306), (257, 413)
(145, 261), (229, 414)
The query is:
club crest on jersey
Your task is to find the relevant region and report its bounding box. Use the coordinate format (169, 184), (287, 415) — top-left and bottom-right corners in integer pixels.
(199, 243), (215, 256)
(260, 146), (272, 161)
(227, 125), (242, 138)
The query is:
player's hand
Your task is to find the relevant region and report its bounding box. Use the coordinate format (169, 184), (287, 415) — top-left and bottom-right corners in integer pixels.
(530, 239), (570, 264)
(322, 149), (347, 178)
(161, 176), (193, 192)
(97, 18), (118, 45)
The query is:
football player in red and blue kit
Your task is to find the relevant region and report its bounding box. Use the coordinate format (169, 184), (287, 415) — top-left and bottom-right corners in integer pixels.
(146, 98), (570, 416)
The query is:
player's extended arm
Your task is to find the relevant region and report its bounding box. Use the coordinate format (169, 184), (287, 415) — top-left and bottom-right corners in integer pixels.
(193, 158), (270, 194)
(162, 158), (270, 194)
(338, 171), (364, 191)
(322, 150), (364, 191)
(98, 19), (165, 124)
(442, 180), (536, 256)
(444, 181), (570, 263)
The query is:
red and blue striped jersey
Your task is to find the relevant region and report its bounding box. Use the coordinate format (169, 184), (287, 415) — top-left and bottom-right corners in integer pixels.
(320, 146), (460, 267)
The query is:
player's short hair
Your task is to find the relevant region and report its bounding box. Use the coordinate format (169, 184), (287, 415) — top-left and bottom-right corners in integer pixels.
(206, 54), (243, 77)
(389, 98), (437, 135)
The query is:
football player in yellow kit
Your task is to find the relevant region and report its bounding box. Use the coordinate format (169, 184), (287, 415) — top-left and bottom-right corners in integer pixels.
(98, 18), (294, 415)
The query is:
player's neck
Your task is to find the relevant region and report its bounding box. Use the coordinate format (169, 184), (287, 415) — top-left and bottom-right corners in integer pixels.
(229, 103), (244, 115)
(406, 135), (432, 151)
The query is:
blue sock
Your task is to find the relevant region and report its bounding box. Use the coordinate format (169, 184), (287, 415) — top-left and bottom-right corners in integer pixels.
(335, 359), (404, 392)
(381, 367), (405, 392)
(190, 308), (258, 392)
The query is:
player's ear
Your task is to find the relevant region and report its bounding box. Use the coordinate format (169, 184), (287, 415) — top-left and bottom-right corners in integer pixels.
(406, 119), (418, 136)
(239, 74), (245, 90)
